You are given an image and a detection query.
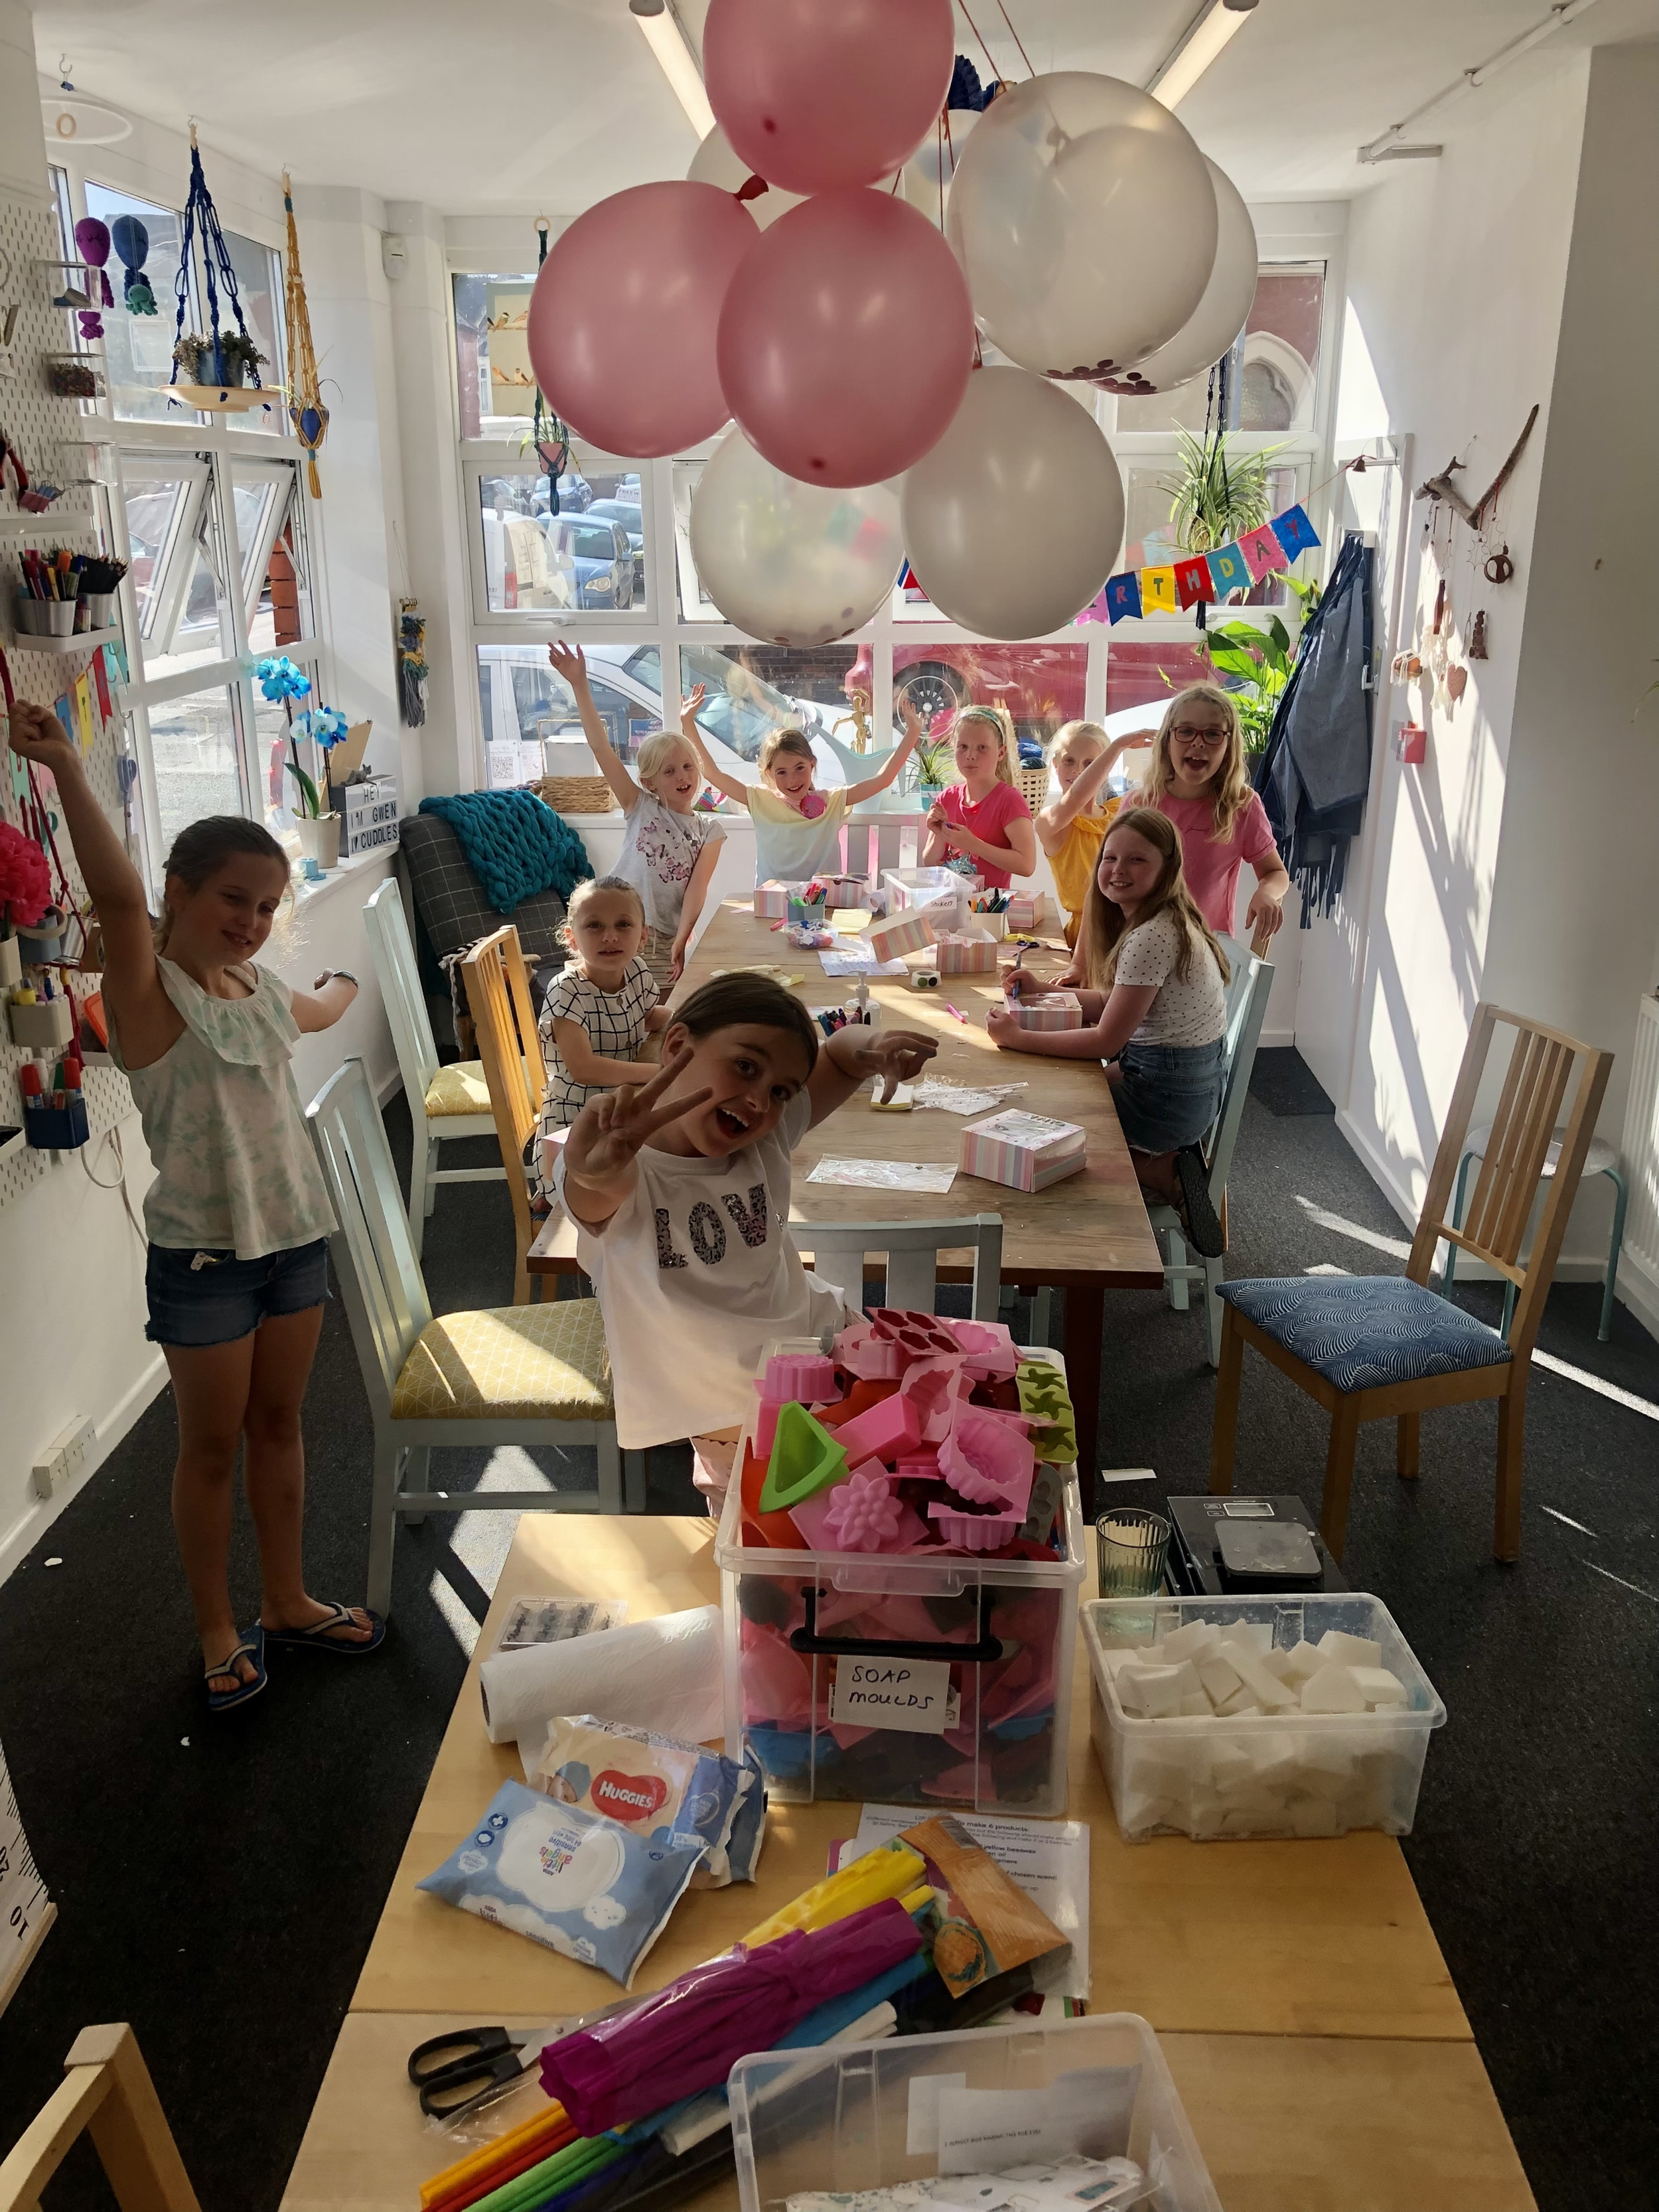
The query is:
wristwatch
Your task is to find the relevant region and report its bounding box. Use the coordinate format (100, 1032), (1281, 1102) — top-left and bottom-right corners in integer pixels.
(323, 968), (358, 986)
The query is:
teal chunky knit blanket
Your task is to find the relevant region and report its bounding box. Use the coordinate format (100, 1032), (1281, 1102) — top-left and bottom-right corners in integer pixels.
(417, 790), (592, 916)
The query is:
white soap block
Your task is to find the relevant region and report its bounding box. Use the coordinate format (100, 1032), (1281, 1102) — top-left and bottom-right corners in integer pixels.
(1297, 1743), (1357, 1799)
(1167, 1659), (1205, 1702)
(1350, 1666), (1407, 1708)
(1215, 1684), (1260, 1717)
(1217, 1637), (1299, 1712)
(1260, 1646), (1298, 1681)
(1236, 1622), (1275, 1654)
(1197, 1654), (1244, 1707)
(1098, 1645), (1139, 1678)
(1210, 1742), (1253, 1795)
(1161, 1619), (1222, 1664)
(1317, 1628), (1382, 1669)
(1247, 1741), (1301, 1793)
(1122, 1796), (1177, 1838)
(1179, 1692), (1212, 1717)
(1281, 1640), (1325, 1683)
(1121, 1664), (1184, 1718)
(1301, 1662), (1367, 1714)
(1141, 1642), (1169, 1667)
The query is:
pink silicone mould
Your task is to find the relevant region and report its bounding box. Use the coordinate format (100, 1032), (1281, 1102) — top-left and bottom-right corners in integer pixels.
(762, 1352), (837, 1404)
(899, 1353), (970, 1444)
(830, 1388), (921, 1468)
(928, 1501), (1024, 1552)
(790, 1463), (929, 1553)
(939, 1405), (1035, 1517)
(942, 1318), (1020, 1380)
(833, 1322), (904, 1380)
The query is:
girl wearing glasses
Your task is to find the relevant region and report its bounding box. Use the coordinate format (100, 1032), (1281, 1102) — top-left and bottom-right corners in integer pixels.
(1136, 684), (1289, 943)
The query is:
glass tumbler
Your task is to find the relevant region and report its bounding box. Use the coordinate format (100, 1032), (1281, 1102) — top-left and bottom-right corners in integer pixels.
(1096, 1507), (1172, 1598)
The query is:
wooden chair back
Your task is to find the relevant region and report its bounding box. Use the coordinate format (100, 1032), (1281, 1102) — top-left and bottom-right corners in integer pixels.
(0, 2023), (198, 2211)
(463, 926), (547, 1297)
(1407, 1004), (1613, 1356)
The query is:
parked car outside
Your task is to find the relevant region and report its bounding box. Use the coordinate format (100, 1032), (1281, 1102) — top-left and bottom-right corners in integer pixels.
(545, 514), (636, 611)
(587, 498), (644, 595)
(845, 641), (1087, 742)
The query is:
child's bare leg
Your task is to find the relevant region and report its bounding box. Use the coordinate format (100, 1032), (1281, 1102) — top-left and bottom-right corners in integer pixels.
(246, 1306), (373, 1643)
(166, 1336), (259, 1693)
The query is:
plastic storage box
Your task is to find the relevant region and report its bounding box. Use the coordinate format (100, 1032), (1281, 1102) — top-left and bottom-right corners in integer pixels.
(729, 2013), (1222, 2212)
(717, 1453), (1085, 1818)
(1082, 1592), (1446, 1842)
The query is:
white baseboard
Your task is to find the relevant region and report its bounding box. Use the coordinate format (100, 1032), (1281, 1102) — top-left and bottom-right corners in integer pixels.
(1259, 1024), (1297, 1049)
(0, 1351), (169, 1590)
(1615, 1253), (1659, 1344)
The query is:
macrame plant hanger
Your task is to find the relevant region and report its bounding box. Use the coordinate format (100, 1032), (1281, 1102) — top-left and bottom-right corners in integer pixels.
(169, 126), (260, 397)
(531, 218), (569, 508)
(283, 173), (328, 496)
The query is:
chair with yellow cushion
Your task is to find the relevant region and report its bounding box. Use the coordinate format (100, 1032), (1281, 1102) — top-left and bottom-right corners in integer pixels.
(307, 1058), (638, 1618)
(364, 877), (504, 1258)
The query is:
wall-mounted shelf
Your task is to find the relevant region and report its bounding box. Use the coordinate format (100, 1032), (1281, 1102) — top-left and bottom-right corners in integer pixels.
(1, 625), (121, 655)
(0, 510), (96, 535)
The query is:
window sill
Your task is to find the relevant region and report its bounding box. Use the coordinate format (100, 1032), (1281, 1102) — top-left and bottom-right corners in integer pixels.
(289, 845), (395, 911)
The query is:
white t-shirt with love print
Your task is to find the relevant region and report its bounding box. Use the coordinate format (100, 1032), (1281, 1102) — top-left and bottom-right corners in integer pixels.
(553, 1091), (853, 1448)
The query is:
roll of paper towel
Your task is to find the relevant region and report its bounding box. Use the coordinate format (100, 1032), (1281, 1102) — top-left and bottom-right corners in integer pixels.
(480, 1604), (725, 1747)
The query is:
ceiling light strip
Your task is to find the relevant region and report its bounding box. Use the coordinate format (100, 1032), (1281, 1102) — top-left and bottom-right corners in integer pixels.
(1145, 1), (1254, 112)
(631, 0), (716, 139)
(1358, 0), (1603, 163)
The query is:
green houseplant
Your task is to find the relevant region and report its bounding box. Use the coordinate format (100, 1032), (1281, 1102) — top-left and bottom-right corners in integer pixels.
(1189, 574), (1323, 757)
(908, 730), (956, 802)
(1165, 428), (1285, 556)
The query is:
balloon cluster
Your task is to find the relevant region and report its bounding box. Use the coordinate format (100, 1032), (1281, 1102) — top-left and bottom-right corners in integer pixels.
(526, 3), (1258, 647)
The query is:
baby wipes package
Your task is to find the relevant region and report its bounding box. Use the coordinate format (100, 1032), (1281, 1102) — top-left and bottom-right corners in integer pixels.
(417, 1779), (706, 1986)
(527, 1714), (766, 1887)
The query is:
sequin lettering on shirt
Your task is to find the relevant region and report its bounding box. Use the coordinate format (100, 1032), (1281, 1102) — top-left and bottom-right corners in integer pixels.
(721, 1183), (769, 1248)
(655, 1208), (688, 1270)
(687, 1201), (727, 1266)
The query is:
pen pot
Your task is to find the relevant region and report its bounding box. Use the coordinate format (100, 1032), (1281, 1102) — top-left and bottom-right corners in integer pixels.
(25, 1096), (90, 1150)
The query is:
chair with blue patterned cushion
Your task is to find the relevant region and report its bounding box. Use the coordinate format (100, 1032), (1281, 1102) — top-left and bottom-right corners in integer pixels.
(1210, 1003), (1613, 1564)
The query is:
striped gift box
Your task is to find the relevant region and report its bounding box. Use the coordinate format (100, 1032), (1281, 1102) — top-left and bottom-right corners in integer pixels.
(864, 908), (937, 960)
(754, 880), (806, 918)
(960, 1108), (1088, 1193)
(1007, 892), (1046, 929)
(935, 932), (999, 975)
(1007, 990), (1081, 1031)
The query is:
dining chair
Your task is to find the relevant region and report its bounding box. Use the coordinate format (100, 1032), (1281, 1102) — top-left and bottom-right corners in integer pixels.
(794, 1214), (1005, 1322)
(462, 924), (550, 1308)
(1443, 1122), (1628, 1344)
(1210, 1003), (1613, 1564)
(0, 2024), (197, 2212)
(363, 877), (502, 1256)
(307, 1059), (634, 1619)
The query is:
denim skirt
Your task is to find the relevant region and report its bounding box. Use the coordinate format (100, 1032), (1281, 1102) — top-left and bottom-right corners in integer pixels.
(1111, 1037), (1226, 1155)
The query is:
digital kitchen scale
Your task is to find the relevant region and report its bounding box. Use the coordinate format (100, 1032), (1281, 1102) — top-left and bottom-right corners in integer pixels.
(1167, 1495), (1349, 1596)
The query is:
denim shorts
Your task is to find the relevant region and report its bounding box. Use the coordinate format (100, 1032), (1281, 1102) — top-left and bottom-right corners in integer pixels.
(145, 1237), (330, 1349)
(1110, 1037), (1227, 1155)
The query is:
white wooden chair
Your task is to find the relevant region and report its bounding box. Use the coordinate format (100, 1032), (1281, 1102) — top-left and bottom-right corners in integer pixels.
(307, 1059), (637, 1619)
(794, 1215), (1004, 1321)
(0, 2024), (196, 2212)
(364, 877), (503, 1256)
(1145, 932), (1276, 1365)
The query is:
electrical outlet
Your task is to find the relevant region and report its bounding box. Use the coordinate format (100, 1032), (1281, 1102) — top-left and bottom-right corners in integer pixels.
(30, 1417), (96, 1503)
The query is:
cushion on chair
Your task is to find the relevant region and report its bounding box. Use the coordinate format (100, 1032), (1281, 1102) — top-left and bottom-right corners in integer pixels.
(392, 1298), (613, 1421)
(398, 814), (570, 967)
(423, 1061), (492, 1118)
(1464, 1121), (1618, 1180)
(1217, 1276), (1512, 1394)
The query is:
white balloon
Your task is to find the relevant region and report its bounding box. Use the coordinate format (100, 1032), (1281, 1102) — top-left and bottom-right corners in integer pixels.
(687, 125), (807, 230)
(900, 366), (1124, 640)
(901, 108), (978, 225)
(690, 425), (904, 646)
(1097, 160), (1258, 397)
(946, 72), (1217, 380)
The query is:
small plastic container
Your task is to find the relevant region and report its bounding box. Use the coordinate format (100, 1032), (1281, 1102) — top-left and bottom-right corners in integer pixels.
(729, 2013), (1222, 2212)
(1082, 1592), (1447, 1843)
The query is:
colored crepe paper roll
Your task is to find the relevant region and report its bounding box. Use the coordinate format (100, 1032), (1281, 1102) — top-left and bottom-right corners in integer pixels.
(479, 1603), (723, 1747)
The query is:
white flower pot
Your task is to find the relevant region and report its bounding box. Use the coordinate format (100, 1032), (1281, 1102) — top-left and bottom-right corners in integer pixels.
(297, 813), (340, 870)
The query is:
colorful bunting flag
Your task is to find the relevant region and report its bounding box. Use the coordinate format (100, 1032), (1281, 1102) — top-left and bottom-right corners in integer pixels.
(1237, 525), (1284, 581)
(1271, 503), (1321, 560)
(1206, 543), (1252, 597)
(90, 646), (112, 723)
(105, 636), (129, 687)
(54, 692), (72, 733)
(1104, 572), (1142, 624)
(1141, 565), (1178, 614)
(1173, 556), (1212, 611)
(73, 672), (94, 753)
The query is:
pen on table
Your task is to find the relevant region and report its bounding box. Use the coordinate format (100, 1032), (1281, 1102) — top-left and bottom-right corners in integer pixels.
(942, 1003), (966, 1023)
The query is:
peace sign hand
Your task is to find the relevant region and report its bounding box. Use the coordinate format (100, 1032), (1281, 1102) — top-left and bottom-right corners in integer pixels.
(561, 1047), (713, 1191)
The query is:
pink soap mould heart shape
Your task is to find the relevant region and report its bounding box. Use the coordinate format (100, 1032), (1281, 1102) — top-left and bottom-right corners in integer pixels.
(940, 1317), (1020, 1380)
(870, 1307), (960, 1359)
(833, 1321), (904, 1380)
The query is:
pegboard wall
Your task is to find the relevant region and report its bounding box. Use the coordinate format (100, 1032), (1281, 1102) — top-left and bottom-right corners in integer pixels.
(0, 183), (137, 1215)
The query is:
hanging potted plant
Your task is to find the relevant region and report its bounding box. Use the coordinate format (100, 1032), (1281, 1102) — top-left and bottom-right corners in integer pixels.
(908, 729), (956, 806)
(216, 329), (267, 389)
(1165, 428), (1285, 558)
(173, 331), (212, 384)
(0, 822), (52, 989)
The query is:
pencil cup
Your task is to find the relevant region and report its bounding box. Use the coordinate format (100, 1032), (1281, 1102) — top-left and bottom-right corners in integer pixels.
(1096, 1507), (1171, 1597)
(13, 596), (50, 636)
(83, 591), (116, 628)
(44, 601), (76, 636)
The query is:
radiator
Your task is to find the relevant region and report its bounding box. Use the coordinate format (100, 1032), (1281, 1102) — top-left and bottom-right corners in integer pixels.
(1619, 992), (1659, 1301)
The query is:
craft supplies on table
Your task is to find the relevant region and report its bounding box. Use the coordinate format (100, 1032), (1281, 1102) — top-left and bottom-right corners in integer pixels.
(864, 907), (937, 962)
(491, 1597), (628, 1653)
(1004, 990), (1082, 1033)
(478, 1602), (723, 1749)
(1082, 1593), (1446, 1844)
(524, 1715), (765, 1889)
(884, 867), (974, 913)
(960, 1110), (1087, 1195)
(806, 1157), (958, 1194)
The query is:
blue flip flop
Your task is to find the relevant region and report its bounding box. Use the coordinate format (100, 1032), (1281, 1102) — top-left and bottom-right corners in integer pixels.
(205, 1623), (267, 1712)
(263, 1601), (386, 1656)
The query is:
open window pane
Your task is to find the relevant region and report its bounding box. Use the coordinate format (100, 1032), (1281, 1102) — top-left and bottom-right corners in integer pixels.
(123, 460), (234, 678)
(453, 273), (537, 439)
(884, 643), (1087, 753)
(476, 644), (664, 790)
(477, 470), (645, 615)
(83, 183), (200, 424)
(215, 228), (284, 432)
(145, 686), (244, 855)
(232, 459), (301, 644)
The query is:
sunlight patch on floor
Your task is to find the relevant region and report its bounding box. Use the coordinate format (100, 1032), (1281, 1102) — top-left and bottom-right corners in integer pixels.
(428, 1570), (481, 1658)
(1295, 1195), (1413, 1259)
(1531, 1350), (1659, 1426)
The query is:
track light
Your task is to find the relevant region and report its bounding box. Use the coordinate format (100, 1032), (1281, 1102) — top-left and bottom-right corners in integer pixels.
(1147, 0), (1256, 111)
(629, 0), (716, 138)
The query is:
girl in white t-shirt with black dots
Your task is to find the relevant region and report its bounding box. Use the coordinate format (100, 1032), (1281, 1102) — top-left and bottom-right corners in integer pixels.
(989, 805), (1230, 1258)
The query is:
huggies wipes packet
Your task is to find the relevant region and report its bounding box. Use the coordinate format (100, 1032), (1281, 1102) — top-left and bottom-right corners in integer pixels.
(527, 1714), (766, 1887)
(417, 1778), (706, 1987)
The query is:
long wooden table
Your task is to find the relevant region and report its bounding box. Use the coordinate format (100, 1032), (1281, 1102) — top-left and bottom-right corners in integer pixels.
(282, 1517), (1534, 2211)
(530, 899), (1165, 1495)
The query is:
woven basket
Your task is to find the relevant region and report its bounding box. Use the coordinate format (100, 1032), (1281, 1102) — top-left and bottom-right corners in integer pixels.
(1017, 765), (1051, 814)
(536, 774), (616, 816)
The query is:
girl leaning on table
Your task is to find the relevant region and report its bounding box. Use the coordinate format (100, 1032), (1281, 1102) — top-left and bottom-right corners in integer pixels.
(7, 700), (381, 1714)
(989, 805), (1230, 1260)
(684, 701), (924, 887)
(920, 703), (1037, 890)
(553, 972), (936, 1499)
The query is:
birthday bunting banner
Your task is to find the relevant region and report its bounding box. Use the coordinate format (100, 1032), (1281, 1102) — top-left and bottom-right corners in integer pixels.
(1077, 502), (1321, 627)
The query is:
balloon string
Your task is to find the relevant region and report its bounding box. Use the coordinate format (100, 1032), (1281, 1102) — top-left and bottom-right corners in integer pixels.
(993, 0), (1035, 76)
(956, 3), (1003, 87)
(937, 112), (945, 230)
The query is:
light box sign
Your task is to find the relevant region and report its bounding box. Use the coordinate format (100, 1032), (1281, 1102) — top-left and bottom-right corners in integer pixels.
(341, 776), (400, 856)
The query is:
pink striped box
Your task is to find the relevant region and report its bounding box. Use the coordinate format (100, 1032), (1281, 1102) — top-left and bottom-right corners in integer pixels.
(863, 908), (937, 960)
(754, 880), (804, 919)
(960, 1108), (1088, 1193)
(1007, 891), (1046, 930)
(934, 931), (999, 976)
(1007, 990), (1082, 1031)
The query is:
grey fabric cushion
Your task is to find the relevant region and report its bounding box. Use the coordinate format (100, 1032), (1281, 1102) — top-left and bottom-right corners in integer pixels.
(397, 813), (569, 965)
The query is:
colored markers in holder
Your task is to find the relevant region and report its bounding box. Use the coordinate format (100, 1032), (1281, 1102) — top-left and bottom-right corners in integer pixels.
(19, 1055), (89, 1149)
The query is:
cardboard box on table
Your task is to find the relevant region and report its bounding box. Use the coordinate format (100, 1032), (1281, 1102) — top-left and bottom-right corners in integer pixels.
(961, 1108), (1088, 1194)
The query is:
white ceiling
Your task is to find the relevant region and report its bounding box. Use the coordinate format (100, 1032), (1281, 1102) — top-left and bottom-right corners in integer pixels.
(31, 0), (1659, 215)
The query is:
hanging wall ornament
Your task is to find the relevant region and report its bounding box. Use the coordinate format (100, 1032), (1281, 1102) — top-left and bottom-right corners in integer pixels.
(72, 217), (112, 340)
(530, 219), (570, 506)
(1467, 610), (1488, 660)
(109, 214), (155, 315)
(397, 601), (428, 728)
(171, 129), (269, 403)
(283, 173), (328, 492)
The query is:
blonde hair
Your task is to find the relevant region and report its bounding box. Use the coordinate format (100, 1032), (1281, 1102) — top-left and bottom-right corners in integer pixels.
(1142, 683), (1252, 842)
(1048, 721), (1112, 810)
(953, 703), (1017, 787)
(1078, 806), (1230, 994)
(758, 727), (816, 784)
(561, 873), (645, 954)
(635, 728), (695, 790)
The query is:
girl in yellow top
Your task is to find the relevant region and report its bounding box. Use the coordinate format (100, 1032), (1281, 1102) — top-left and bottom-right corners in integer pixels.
(687, 709), (922, 886)
(1036, 721), (1152, 954)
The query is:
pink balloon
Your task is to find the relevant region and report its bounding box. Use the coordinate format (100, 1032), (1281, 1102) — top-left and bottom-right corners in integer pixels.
(526, 182), (755, 459)
(705, 0), (954, 194)
(717, 190), (973, 488)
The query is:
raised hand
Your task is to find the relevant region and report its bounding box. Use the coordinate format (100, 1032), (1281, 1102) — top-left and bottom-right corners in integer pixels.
(561, 1047), (714, 1187)
(548, 640), (588, 688)
(7, 698), (78, 775)
(682, 682), (707, 720)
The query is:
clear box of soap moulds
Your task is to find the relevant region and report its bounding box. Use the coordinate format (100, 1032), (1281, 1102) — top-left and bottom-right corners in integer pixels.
(1082, 1591), (1447, 1844)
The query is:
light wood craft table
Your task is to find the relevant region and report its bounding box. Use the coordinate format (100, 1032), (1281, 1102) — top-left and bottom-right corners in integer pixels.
(529, 899), (1165, 1499)
(283, 1517), (1533, 2211)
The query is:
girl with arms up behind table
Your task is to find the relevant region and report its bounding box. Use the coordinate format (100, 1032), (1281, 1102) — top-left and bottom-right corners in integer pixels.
(920, 703), (1037, 890)
(684, 707), (922, 888)
(7, 700), (380, 1713)
(989, 806), (1231, 1260)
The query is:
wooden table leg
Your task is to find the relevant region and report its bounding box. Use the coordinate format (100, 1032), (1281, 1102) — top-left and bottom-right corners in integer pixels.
(1063, 1282), (1105, 1518)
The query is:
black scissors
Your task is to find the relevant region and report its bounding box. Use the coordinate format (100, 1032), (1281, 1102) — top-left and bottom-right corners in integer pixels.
(407, 2024), (558, 2121)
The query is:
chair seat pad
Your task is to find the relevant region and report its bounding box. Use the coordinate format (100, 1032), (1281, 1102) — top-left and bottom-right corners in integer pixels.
(1218, 1276), (1512, 1394)
(1465, 1121), (1618, 1180)
(392, 1297), (613, 1421)
(424, 1060), (492, 1118)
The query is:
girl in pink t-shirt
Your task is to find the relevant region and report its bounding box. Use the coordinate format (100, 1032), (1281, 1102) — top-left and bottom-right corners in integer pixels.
(1127, 684), (1290, 942)
(919, 705), (1037, 891)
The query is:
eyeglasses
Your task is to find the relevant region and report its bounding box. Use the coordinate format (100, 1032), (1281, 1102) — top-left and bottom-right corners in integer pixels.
(1170, 724), (1228, 743)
